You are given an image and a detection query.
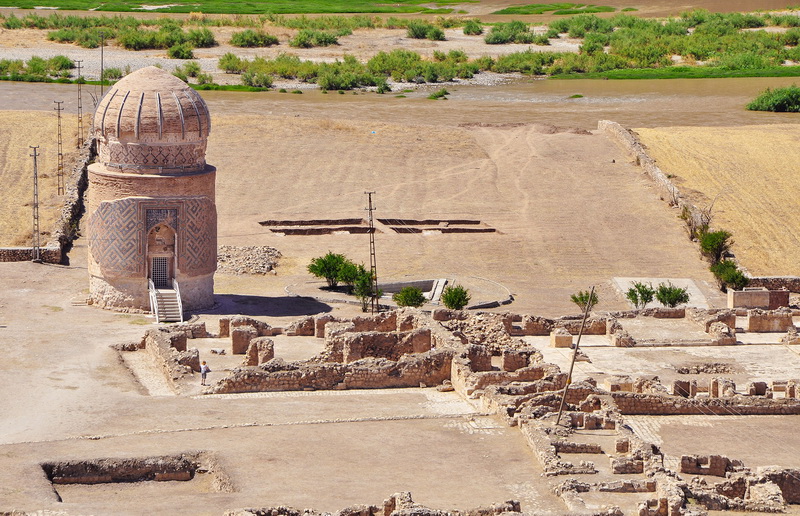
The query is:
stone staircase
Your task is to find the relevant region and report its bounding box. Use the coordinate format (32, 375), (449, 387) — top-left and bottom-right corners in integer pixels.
(153, 288), (183, 323)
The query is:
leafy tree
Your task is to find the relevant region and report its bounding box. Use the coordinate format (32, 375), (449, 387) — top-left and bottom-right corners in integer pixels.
(700, 229), (733, 264)
(393, 286), (426, 307)
(710, 259), (750, 291)
(656, 282), (690, 307)
(626, 281), (655, 309)
(336, 259), (360, 294)
(353, 265), (381, 312)
(307, 251), (347, 288)
(570, 289), (598, 312)
(441, 284), (471, 310)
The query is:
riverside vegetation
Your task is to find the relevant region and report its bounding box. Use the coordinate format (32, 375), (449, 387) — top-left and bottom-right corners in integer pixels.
(2, 10), (800, 88)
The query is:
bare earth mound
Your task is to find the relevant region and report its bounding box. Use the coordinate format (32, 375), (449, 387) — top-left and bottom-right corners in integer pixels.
(635, 124), (800, 277)
(0, 110), (78, 246)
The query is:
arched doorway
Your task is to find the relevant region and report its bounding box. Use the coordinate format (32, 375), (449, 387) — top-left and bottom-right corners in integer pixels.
(147, 223), (176, 288)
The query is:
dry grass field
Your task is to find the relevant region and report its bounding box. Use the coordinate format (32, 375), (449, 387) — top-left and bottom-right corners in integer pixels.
(0, 111), (78, 246)
(635, 124), (800, 277)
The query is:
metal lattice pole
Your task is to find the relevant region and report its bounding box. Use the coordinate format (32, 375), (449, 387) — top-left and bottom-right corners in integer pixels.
(54, 100), (64, 195)
(30, 146), (41, 263)
(365, 191), (378, 314)
(75, 60), (84, 147)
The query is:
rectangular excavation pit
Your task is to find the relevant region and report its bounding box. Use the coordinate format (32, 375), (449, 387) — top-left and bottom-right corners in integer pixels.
(268, 226), (376, 235)
(377, 218), (482, 226)
(259, 219), (364, 227)
(390, 227), (496, 234)
(41, 452), (233, 502)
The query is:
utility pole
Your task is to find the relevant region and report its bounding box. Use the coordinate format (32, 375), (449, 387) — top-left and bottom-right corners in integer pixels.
(75, 60), (84, 147)
(99, 31), (106, 98)
(54, 100), (64, 195)
(30, 146), (41, 263)
(555, 285), (595, 426)
(365, 191), (378, 314)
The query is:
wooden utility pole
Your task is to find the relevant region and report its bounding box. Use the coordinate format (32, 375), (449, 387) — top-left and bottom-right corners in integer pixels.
(555, 285), (595, 426)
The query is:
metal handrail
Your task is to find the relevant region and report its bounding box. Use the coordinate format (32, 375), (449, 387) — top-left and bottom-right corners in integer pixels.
(148, 278), (160, 324)
(172, 278), (184, 323)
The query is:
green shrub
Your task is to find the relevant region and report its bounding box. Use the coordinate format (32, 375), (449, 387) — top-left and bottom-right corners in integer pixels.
(3, 15), (22, 29)
(101, 67), (123, 80)
(655, 282), (690, 307)
(570, 289), (599, 312)
(746, 85), (800, 112)
(426, 26), (445, 41)
(353, 265), (381, 312)
(219, 52), (246, 74)
(441, 284), (471, 310)
(700, 229), (733, 264)
(710, 259), (750, 291)
(463, 19), (483, 35)
(290, 29), (338, 48)
(241, 71), (272, 88)
(625, 281), (655, 309)
(407, 20), (432, 39)
(195, 72), (214, 85)
(485, 20), (532, 44)
(307, 251), (348, 288)
(168, 43), (194, 59)
(186, 27), (216, 48)
(47, 55), (73, 71)
(230, 29), (279, 47)
(428, 88), (449, 99)
(393, 286), (426, 307)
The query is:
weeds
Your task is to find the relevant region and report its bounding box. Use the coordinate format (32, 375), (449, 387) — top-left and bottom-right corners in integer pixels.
(746, 85), (800, 112)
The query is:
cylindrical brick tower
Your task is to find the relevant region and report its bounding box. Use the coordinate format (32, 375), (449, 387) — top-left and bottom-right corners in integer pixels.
(86, 66), (217, 311)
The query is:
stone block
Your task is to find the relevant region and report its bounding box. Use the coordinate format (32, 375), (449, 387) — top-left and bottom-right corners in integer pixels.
(550, 328), (573, 348)
(218, 316), (231, 338)
(611, 456), (644, 474)
(616, 438), (630, 454)
(245, 337), (274, 366)
(315, 314), (336, 338)
(611, 330), (636, 347)
(467, 344), (493, 372)
(231, 325), (257, 355)
(285, 316), (315, 336)
(747, 309), (795, 332)
(673, 380), (691, 397)
(501, 349), (530, 372)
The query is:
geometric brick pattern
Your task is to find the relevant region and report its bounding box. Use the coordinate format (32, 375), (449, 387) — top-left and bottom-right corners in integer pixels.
(88, 196), (216, 278)
(178, 197), (217, 276)
(88, 198), (145, 276)
(100, 142), (204, 174)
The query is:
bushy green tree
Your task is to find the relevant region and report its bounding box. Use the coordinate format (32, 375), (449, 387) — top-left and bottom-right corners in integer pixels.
(441, 284), (471, 310)
(353, 265), (381, 312)
(656, 282), (690, 307)
(700, 229), (733, 264)
(710, 259), (750, 291)
(626, 281), (655, 309)
(570, 289), (598, 312)
(393, 286), (426, 307)
(307, 251), (347, 288)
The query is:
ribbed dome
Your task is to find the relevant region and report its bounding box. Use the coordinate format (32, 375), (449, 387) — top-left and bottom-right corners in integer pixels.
(93, 66), (211, 175)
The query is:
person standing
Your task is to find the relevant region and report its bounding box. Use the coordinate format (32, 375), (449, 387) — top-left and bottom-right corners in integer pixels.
(200, 361), (211, 386)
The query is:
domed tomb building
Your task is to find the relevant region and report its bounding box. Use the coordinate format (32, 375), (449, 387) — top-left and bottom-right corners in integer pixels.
(86, 66), (217, 314)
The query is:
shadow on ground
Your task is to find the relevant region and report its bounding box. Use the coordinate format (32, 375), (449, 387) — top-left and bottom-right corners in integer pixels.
(208, 294), (333, 317)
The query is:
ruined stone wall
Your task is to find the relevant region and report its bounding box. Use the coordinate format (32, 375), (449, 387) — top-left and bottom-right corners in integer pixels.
(144, 328), (199, 391)
(211, 349), (454, 394)
(749, 277), (800, 294)
(611, 392), (800, 415)
(0, 247), (61, 263)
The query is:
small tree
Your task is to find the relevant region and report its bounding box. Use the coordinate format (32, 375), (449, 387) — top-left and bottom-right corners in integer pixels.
(570, 289), (598, 312)
(710, 259), (750, 291)
(441, 284), (471, 310)
(393, 286), (426, 307)
(656, 282), (690, 307)
(353, 265), (381, 312)
(307, 251), (347, 288)
(626, 281), (655, 309)
(336, 259), (360, 294)
(700, 229), (733, 264)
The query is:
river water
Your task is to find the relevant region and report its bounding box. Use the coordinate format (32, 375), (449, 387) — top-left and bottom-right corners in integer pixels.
(2, 75), (796, 129)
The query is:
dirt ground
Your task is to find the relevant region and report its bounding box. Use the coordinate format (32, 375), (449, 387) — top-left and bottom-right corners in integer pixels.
(635, 124), (800, 277)
(0, 111), (78, 246)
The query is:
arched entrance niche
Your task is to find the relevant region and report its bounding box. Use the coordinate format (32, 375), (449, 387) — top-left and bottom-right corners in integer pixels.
(147, 223), (176, 288)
